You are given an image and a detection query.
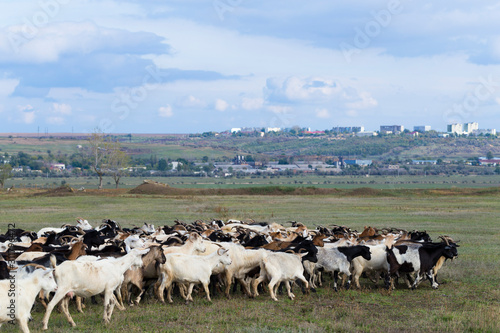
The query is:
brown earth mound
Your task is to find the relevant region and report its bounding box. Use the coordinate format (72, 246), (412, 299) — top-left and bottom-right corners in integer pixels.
(33, 184), (76, 197)
(129, 180), (196, 195)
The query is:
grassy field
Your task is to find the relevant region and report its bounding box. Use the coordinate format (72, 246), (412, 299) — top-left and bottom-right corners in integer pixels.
(0, 189), (499, 332)
(7, 174), (500, 191)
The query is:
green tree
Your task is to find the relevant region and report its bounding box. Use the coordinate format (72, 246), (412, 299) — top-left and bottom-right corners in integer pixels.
(158, 158), (168, 171)
(487, 151), (494, 159)
(0, 164), (12, 189)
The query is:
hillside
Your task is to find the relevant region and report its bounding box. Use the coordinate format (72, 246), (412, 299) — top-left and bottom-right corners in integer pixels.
(1, 133), (500, 161)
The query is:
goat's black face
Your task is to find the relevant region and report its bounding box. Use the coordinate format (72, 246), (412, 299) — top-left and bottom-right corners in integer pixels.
(361, 247), (372, 261)
(444, 245), (458, 259)
(303, 246), (318, 263)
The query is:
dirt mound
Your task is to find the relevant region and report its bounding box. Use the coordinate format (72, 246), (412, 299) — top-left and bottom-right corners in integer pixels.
(33, 184), (76, 197)
(129, 180), (187, 195)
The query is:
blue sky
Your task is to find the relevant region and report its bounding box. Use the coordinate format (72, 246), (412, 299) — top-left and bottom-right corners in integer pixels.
(1, 0), (499, 134)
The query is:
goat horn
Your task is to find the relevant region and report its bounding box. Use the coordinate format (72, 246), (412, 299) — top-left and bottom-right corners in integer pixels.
(167, 236), (184, 244)
(438, 235), (450, 246)
(59, 235), (79, 245)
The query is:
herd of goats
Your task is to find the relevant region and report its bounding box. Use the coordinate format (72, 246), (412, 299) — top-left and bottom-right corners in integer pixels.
(0, 218), (460, 332)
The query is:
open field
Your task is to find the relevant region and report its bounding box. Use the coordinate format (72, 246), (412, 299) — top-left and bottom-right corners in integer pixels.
(6, 174), (500, 191)
(0, 136), (236, 160)
(1, 189), (499, 332)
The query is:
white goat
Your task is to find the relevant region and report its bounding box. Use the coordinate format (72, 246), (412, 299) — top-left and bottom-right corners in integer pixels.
(251, 251), (309, 301)
(350, 235), (396, 289)
(214, 242), (269, 298)
(123, 234), (145, 253)
(307, 245), (372, 291)
(0, 268), (58, 333)
(76, 218), (93, 231)
(36, 227), (66, 239)
(156, 248), (232, 304)
(350, 243), (390, 289)
(42, 248), (149, 329)
(155, 233), (207, 303)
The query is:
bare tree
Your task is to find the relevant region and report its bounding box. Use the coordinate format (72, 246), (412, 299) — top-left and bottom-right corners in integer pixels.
(0, 164), (12, 189)
(88, 130), (112, 190)
(105, 142), (129, 189)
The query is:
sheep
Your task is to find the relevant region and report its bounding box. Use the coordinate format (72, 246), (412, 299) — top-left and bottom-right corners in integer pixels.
(0, 267), (58, 333)
(42, 247), (149, 330)
(155, 247), (232, 304)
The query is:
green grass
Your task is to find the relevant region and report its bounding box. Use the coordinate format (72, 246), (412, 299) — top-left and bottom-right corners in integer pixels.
(6, 174), (500, 191)
(0, 190), (499, 332)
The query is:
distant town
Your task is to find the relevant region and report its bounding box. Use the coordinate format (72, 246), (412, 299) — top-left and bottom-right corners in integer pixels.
(225, 121), (496, 137)
(1, 121), (500, 187)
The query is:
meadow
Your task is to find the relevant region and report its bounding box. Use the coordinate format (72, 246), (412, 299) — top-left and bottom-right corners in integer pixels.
(0, 188), (499, 332)
(7, 174), (500, 191)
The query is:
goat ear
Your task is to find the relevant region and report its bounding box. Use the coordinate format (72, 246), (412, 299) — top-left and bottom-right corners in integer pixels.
(217, 248), (227, 256)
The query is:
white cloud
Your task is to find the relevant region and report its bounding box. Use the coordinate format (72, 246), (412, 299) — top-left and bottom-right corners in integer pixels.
(264, 76), (378, 118)
(52, 103), (72, 115)
(176, 95), (206, 108)
(46, 116), (65, 125)
(345, 92), (378, 109)
(0, 78), (19, 97)
(0, 21), (167, 63)
(267, 105), (292, 114)
(316, 108), (330, 119)
(214, 99), (228, 111)
(265, 76), (341, 103)
(17, 104), (35, 124)
(158, 105), (173, 118)
(23, 112), (35, 124)
(17, 104), (33, 112)
(241, 97), (264, 110)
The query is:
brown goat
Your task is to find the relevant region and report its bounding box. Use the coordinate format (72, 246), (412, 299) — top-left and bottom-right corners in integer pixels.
(118, 245), (166, 306)
(359, 226), (377, 238)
